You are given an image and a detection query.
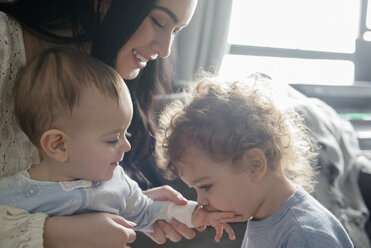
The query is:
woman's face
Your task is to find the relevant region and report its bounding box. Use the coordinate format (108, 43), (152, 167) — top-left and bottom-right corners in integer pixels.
(115, 0), (198, 80)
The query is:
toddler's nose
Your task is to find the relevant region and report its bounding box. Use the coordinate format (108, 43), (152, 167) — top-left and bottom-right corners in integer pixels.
(197, 194), (208, 207)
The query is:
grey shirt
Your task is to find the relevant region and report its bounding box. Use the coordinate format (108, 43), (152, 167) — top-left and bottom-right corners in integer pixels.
(242, 187), (354, 248)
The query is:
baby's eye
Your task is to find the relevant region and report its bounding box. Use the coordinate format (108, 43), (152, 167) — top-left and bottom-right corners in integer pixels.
(107, 139), (119, 145)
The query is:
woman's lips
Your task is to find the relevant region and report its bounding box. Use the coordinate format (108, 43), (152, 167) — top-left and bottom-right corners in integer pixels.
(132, 50), (148, 69)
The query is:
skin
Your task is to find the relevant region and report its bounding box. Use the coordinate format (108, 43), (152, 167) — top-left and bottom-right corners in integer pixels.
(115, 0), (198, 79)
(20, 0), (200, 246)
(44, 187), (188, 247)
(111, 0), (201, 243)
(32, 85), (239, 244)
(29, 85), (133, 182)
(178, 146), (296, 222)
(44, 213), (136, 248)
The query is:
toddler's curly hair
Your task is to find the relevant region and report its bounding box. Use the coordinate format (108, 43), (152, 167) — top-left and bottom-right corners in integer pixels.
(156, 74), (318, 192)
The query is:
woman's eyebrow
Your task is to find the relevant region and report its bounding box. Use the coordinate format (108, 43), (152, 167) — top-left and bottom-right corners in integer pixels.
(153, 6), (179, 23)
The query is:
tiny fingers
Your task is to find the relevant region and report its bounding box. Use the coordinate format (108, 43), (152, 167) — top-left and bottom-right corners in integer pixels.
(195, 225), (207, 232)
(208, 211), (235, 223)
(217, 215), (244, 223)
(214, 225), (223, 242)
(212, 223), (236, 242)
(222, 223), (236, 240)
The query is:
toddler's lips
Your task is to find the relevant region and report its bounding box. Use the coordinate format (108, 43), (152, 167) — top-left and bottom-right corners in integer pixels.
(110, 162), (119, 166)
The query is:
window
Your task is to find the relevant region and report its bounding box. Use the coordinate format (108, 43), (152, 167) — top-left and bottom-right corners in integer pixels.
(219, 0), (362, 85)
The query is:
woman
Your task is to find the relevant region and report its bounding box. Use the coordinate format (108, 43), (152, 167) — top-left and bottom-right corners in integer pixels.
(0, 0), (198, 247)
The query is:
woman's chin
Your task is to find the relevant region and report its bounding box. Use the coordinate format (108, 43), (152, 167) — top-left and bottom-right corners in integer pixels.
(121, 69), (140, 80)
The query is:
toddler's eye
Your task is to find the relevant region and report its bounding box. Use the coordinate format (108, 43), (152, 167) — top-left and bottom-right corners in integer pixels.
(199, 184), (212, 191)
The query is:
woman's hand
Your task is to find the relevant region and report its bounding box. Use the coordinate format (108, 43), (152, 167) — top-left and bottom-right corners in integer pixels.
(143, 185), (197, 244)
(44, 212), (136, 248)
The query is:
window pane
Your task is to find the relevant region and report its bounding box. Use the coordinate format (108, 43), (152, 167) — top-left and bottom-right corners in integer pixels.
(367, 0), (371, 29)
(228, 0), (360, 53)
(219, 55), (354, 85)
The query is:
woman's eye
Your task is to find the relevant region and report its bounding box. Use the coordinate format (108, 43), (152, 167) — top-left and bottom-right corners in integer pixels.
(172, 27), (181, 35)
(151, 17), (165, 28)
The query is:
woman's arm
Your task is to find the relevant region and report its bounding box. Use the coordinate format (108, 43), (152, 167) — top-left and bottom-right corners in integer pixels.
(44, 213), (136, 248)
(0, 205), (137, 248)
(0, 205), (47, 248)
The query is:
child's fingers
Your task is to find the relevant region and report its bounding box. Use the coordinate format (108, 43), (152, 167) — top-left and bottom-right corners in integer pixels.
(222, 223), (236, 240)
(214, 225), (223, 242)
(207, 211), (235, 222)
(206, 211), (243, 226)
(195, 225), (207, 232)
(216, 215), (244, 223)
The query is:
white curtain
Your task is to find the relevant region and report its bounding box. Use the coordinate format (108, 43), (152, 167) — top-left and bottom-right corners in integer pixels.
(174, 0), (233, 86)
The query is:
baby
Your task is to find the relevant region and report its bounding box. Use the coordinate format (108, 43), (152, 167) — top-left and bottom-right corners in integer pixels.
(155, 75), (354, 247)
(0, 47), (241, 241)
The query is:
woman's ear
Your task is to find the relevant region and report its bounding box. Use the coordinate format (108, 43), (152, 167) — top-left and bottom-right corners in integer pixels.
(40, 129), (69, 162)
(243, 148), (267, 182)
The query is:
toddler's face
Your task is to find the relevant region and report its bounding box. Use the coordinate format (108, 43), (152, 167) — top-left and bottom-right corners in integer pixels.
(178, 146), (264, 221)
(63, 86), (133, 182)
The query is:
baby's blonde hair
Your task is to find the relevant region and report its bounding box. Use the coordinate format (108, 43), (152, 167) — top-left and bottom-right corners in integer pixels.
(156, 74), (318, 192)
(14, 47), (127, 149)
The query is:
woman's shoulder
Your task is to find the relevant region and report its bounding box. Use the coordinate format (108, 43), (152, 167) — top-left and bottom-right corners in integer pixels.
(0, 11), (35, 179)
(0, 11), (26, 73)
(0, 10), (26, 92)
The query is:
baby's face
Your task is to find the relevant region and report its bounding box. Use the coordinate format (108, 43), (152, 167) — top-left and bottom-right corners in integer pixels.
(63, 86), (133, 182)
(178, 146), (264, 222)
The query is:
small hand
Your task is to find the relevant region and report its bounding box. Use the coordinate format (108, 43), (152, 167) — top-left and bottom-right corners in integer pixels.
(213, 223), (236, 242)
(191, 205), (244, 242)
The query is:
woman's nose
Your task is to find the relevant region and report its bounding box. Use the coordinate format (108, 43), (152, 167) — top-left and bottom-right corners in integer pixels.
(151, 32), (173, 58)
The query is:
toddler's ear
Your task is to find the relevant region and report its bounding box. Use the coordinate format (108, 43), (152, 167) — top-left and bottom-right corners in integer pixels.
(40, 129), (69, 162)
(244, 148), (267, 182)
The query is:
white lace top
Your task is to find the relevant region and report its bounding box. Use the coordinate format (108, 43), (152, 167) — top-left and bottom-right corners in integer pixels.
(0, 12), (46, 248)
(0, 12), (39, 177)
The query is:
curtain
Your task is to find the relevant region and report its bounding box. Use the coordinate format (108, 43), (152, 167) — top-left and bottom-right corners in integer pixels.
(174, 0), (233, 87)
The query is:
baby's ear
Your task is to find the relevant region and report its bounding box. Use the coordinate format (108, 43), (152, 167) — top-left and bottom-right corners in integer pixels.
(243, 148), (267, 182)
(40, 129), (69, 162)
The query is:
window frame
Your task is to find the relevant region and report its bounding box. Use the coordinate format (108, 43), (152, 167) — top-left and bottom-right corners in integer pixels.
(224, 0), (371, 84)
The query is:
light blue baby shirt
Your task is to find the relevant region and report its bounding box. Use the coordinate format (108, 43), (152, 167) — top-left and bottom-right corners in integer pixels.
(0, 166), (196, 232)
(241, 187), (354, 248)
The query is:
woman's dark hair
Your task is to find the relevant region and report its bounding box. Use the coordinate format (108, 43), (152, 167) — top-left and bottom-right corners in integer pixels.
(1, 0), (173, 189)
